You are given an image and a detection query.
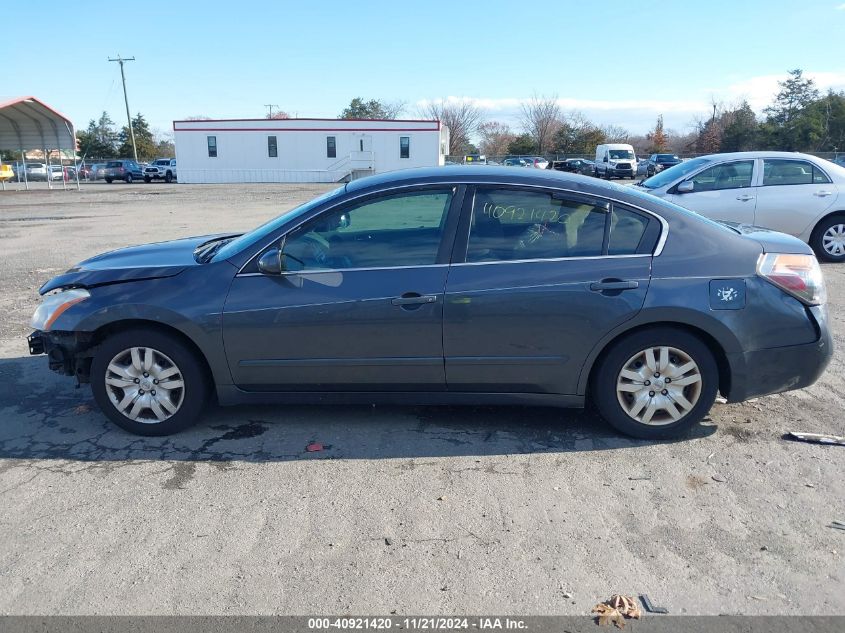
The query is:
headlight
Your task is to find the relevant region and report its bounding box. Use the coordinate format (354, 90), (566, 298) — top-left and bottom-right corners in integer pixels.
(757, 253), (826, 306)
(31, 288), (90, 331)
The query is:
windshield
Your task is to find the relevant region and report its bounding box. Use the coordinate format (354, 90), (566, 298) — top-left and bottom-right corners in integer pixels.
(640, 157), (711, 189)
(656, 154), (679, 161)
(154, 159), (170, 165)
(211, 186), (346, 262)
(609, 150), (634, 159)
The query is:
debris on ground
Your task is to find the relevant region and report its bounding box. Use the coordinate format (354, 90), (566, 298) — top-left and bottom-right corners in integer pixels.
(784, 432), (845, 446)
(592, 594), (641, 628)
(628, 476), (651, 481)
(305, 442), (324, 452)
(829, 521), (845, 531)
(384, 537), (393, 545)
(711, 474), (728, 482)
(72, 403), (92, 415)
(436, 496), (446, 501)
(639, 594), (668, 614)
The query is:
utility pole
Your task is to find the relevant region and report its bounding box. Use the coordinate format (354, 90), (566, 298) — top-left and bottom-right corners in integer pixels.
(109, 55), (138, 162)
(264, 104), (279, 119)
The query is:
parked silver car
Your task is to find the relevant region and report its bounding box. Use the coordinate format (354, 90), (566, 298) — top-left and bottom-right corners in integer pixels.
(636, 151), (845, 262)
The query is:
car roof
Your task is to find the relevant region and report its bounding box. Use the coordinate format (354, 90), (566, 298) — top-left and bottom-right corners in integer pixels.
(346, 165), (636, 199)
(693, 151), (825, 161)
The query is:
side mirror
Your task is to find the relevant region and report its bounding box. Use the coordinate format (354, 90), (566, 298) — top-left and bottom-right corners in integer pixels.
(677, 180), (695, 193)
(257, 248), (283, 275)
(603, 157), (608, 163)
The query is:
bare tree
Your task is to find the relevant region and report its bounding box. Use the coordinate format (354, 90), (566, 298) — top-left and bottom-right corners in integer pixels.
(601, 124), (630, 143)
(477, 121), (515, 157)
(383, 100), (407, 119)
(184, 115), (212, 121)
(418, 99), (484, 155)
(266, 111), (292, 119)
(519, 93), (562, 154)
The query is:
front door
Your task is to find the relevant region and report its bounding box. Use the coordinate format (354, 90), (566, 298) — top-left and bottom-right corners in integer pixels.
(443, 186), (656, 394)
(665, 159), (757, 224)
(223, 186), (460, 391)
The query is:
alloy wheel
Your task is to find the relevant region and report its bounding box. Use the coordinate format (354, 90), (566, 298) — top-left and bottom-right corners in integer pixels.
(616, 346), (702, 426)
(104, 346), (185, 423)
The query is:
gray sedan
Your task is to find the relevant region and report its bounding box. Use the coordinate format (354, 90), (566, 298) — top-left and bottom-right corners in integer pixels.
(28, 167), (831, 439)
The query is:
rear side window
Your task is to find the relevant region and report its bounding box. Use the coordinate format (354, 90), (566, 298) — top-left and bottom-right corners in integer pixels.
(689, 160), (753, 191)
(762, 159), (831, 186)
(466, 188), (658, 262)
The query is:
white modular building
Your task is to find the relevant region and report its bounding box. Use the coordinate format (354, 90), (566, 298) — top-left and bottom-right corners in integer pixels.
(173, 117), (448, 183)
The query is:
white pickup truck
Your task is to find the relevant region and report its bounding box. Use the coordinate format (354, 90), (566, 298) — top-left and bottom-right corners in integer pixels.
(143, 158), (177, 183)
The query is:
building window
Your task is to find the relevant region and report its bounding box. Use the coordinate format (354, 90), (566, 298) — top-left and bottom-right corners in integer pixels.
(207, 136), (217, 158)
(400, 136), (410, 159)
(327, 136), (336, 158)
(268, 136), (278, 158)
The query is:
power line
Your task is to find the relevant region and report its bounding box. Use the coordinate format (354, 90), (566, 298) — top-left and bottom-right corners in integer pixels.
(264, 104), (279, 118)
(109, 55), (138, 162)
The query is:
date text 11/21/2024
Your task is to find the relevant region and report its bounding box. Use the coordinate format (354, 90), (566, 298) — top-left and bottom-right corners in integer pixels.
(306, 617), (527, 630)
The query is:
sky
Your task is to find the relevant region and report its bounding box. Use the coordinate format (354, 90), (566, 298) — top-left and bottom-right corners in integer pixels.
(3, 0), (845, 140)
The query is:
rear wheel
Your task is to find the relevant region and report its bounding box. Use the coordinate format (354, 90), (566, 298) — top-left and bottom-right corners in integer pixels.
(592, 328), (718, 439)
(125, 173), (133, 184)
(90, 328), (209, 436)
(105, 177), (113, 183)
(811, 215), (845, 263)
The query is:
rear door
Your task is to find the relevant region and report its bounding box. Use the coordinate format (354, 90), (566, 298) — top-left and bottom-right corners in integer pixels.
(665, 159), (757, 224)
(752, 158), (838, 237)
(443, 186), (658, 395)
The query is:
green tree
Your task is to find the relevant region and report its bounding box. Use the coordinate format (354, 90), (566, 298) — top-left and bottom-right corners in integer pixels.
(117, 113), (157, 160)
(551, 123), (606, 155)
(507, 134), (538, 155)
(720, 102), (758, 152)
(763, 69), (821, 150)
(340, 98), (404, 119)
(77, 111), (119, 159)
(802, 90), (845, 151)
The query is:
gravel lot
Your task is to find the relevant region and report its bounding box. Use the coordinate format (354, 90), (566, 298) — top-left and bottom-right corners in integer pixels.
(0, 181), (843, 615)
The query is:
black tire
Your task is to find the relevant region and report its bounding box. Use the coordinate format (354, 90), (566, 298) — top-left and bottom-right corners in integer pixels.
(165, 171), (173, 183)
(144, 176), (151, 183)
(105, 178), (113, 183)
(591, 327), (719, 439)
(90, 328), (209, 436)
(810, 215), (845, 263)
(125, 173), (133, 184)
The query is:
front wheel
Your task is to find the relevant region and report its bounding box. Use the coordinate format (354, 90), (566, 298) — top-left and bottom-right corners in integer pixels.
(125, 173), (133, 184)
(591, 328), (718, 439)
(811, 215), (845, 262)
(165, 171), (173, 183)
(90, 328), (209, 436)
(105, 178), (113, 183)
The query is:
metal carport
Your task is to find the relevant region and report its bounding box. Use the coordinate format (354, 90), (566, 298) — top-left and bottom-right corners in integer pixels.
(0, 96), (79, 190)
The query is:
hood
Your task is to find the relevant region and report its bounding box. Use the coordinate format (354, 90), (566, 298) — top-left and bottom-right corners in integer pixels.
(718, 222), (813, 255)
(39, 234), (235, 294)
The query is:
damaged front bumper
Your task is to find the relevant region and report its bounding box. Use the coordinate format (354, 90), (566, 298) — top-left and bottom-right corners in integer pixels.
(28, 330), (95, 382)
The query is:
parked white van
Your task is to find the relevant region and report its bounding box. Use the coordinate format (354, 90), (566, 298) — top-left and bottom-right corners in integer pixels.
(594, 144), (637, 179)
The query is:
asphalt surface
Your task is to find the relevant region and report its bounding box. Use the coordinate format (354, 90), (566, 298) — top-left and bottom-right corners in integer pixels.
(0, 181), (843, 615)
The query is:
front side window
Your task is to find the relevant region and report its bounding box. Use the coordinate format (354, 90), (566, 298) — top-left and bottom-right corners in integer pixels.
(327, 136), (336, 158)
(282, 189), (453, 271)
(207, 136), (217, 158)
(268, 135), (278, 158)
(467, 189), (609, 262)
(400, 136), (410, 159)
(689, 160), (753, 191)
(762, 159), (831, 186)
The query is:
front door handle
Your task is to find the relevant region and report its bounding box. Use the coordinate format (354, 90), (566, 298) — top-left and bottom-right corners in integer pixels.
(736, 194), (755, 201)
(391, 293), (437, 307)
(590, 280), (639, 292)
(814, 190), (833, 197)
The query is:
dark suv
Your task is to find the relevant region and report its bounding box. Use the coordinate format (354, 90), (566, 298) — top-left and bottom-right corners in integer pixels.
(645, 154), (683, 177)
(104, 159), (144, 184)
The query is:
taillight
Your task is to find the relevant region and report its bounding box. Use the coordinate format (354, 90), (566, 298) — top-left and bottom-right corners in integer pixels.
(757, 253), (826, 306)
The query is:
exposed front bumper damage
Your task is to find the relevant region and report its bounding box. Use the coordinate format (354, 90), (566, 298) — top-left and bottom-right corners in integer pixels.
(28, 330), (95, 383)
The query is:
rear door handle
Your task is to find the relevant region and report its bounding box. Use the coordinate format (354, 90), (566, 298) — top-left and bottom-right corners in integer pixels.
(590, 280), (639, 291)
(391, 293), (437, 306)
(736, 194), (755, 201)
(814, 190), (833, 197)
